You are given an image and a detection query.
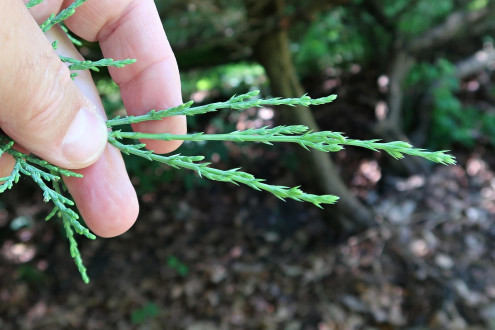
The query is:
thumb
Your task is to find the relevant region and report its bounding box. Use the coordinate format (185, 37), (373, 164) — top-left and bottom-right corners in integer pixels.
(0, 1), (107, 169)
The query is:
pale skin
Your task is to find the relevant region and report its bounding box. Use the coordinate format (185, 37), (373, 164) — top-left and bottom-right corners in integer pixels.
(0, 0), (187, 237)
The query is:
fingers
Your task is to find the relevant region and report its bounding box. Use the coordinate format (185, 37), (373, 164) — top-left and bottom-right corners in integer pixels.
(0, 1), (108, 169)
(46, 26), (139, 237)
(0, 153), (15, 182)
(3, 1), (178, 237)
(63, 0), (187, 154)
(24, 0), (63, 23)
(64, 144), (139, 238)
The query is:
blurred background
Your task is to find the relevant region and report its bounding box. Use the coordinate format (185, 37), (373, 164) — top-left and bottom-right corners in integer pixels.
(2, 0), (495, 328)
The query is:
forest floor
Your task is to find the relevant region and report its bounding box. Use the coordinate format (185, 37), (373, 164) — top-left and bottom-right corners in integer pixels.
(2, 71), (495, 329)
(1, 142), (495, 329)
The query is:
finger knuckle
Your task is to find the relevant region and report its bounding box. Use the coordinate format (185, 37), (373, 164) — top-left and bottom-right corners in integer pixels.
(22, 58), (71, 130)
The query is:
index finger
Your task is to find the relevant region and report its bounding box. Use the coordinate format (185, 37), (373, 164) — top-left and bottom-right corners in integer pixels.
(63, 0), (186, 153)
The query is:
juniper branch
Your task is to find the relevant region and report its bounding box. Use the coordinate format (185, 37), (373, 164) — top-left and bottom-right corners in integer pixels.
(0, 137), (92, 283)
(13, 0), (456, 285)
(16, 159), (93, 283)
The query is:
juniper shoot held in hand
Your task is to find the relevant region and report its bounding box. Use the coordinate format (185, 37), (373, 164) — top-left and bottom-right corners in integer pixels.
(0, 0), (455, 283)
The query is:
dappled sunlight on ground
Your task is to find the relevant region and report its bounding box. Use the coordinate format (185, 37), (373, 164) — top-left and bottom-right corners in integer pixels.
(1, 241), (36, 264)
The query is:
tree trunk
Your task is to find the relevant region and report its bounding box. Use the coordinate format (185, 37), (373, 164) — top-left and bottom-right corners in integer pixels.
(374, 51), (429, 175)
(247, 0), (375, 232)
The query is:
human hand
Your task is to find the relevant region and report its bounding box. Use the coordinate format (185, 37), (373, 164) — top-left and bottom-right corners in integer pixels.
(0, 0), (186, 237)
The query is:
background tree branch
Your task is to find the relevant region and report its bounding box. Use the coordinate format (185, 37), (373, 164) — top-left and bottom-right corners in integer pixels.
(407, 6), (495, 53)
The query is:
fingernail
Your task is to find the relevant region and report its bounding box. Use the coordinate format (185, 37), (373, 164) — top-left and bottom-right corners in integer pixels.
(62, 107), (108, 166)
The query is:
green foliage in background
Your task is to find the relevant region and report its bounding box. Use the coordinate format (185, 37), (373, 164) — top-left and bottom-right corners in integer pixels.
(393, 0), (454, 36)
(181, 63), (266, 96)
(293, 9), (368, 73)
(407, 59), (495, 148)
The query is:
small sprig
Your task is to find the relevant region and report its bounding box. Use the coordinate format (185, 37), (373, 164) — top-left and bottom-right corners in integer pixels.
(4, 146), (84, 179)
(112, 125), (346, 152)
(13, 158), (92, 283)
(60, 23), (83, 46)
(0, 136), (92, 283)
(60, 56), (137, 72)
(110, 137), (340, 207)
(26, 0), (45, 9)
(344, 140), (456, 165)
(40, 0), (87, 32)
(106, 91), (338, 127)
(111, 126), (456, 165)
(51, 178), (93, 284)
